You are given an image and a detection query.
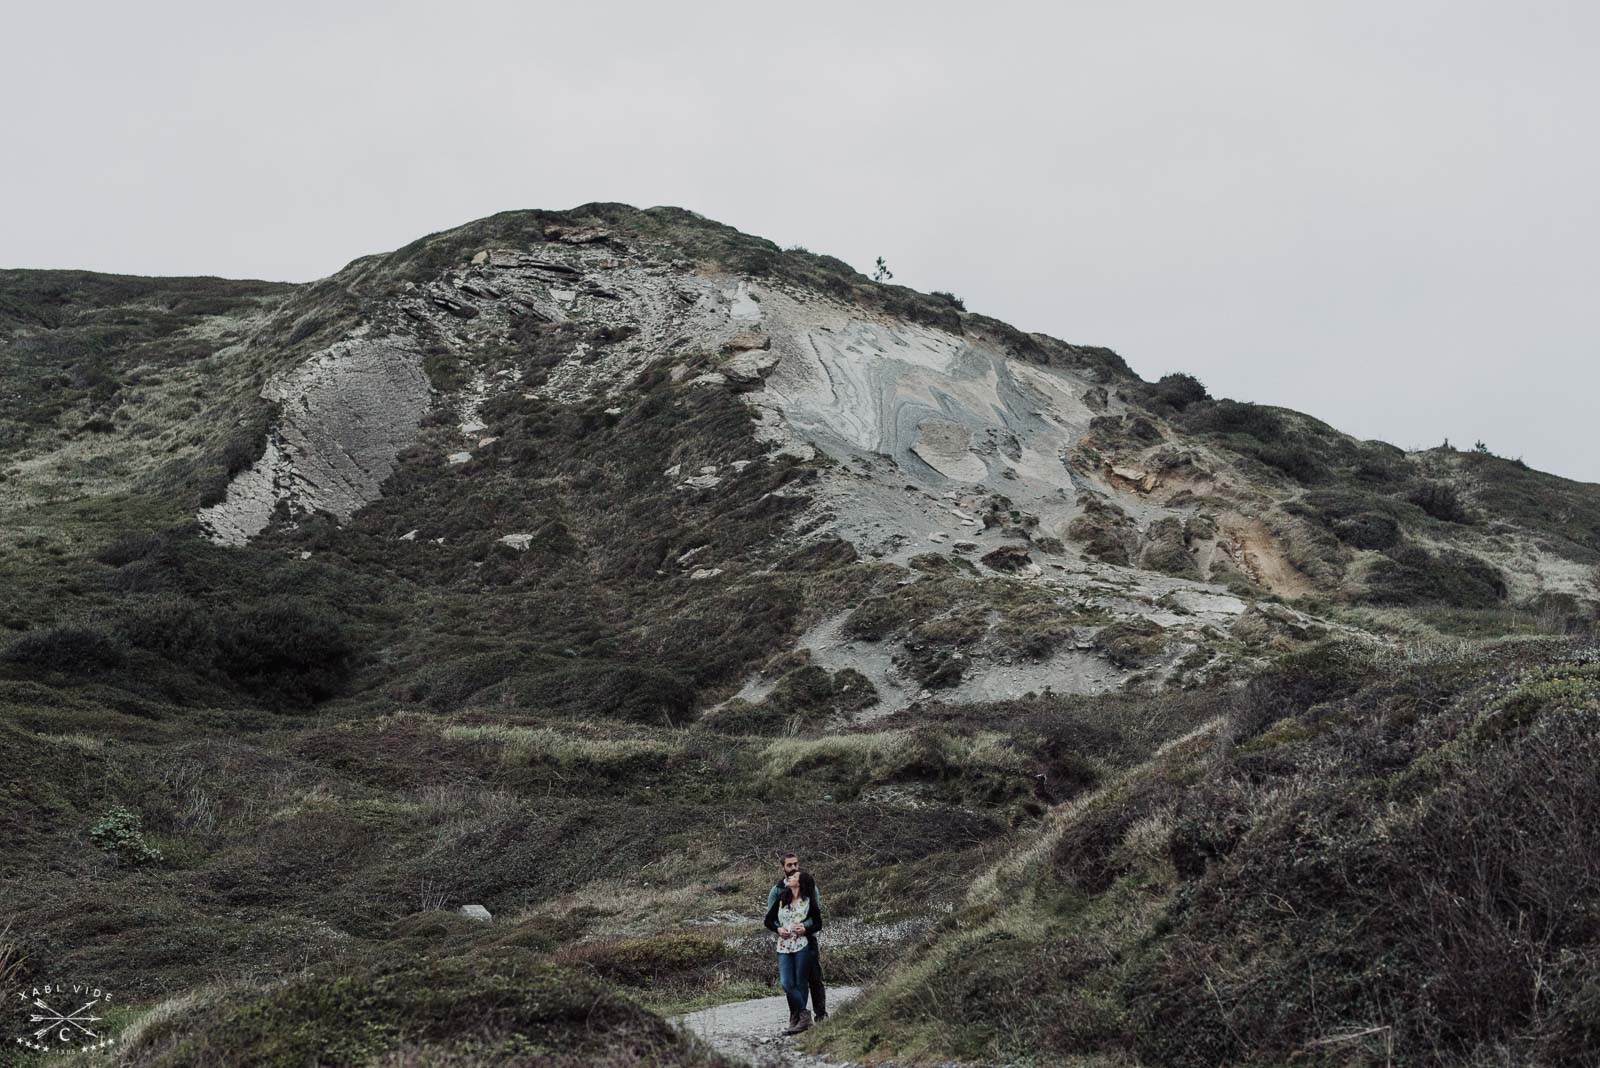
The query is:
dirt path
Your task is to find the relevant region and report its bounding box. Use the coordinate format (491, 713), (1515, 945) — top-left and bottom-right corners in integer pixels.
(672, 986), (862, 1066)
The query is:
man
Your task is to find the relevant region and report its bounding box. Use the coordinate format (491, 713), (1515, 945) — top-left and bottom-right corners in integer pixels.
(767, 850), (827, 1021)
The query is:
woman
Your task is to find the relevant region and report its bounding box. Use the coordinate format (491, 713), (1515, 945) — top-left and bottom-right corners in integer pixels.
(763, 868), (823, 1035)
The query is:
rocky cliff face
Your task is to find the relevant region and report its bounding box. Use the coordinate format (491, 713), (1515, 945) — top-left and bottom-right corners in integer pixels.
(5, 211), (1596, 715)
(198, 335), (431, 544)
(172, 207), (1597, 718)
(163, 216), (1318, 710)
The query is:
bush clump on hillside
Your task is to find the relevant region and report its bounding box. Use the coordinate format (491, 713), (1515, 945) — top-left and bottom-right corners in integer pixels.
(88, 806), (164, 866)
(406, 650), (519, 710)
(1407, 479), (1473, 524)
(1092, 619), (1168, 669)
(1366, 545), (1507, 608)
(1333, 510), (1401, 550)
(117, 595), (219, 662)
(1124, 649), (1600, 1068)
(497, 660), (698, 725)
(1159, 392), (1418, 490)
(95, 530), (169, 568)
(1175, 399), (1332, 483)
(557, 932), (730, 986)
(2, 626), (127, 675)
(1182, 398), (1284, 440)
(1225, 640), (1371, 743)
(213, 598), (357, 708)
(1285, 488), (1418, 552)
(1141, 373), (1210, 413)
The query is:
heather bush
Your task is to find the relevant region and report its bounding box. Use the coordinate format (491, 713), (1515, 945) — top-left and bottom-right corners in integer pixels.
(213, 598), (356, 708)
(3, 626), (127, 675)
(1408, 480), (1472, 524)
(117, 595), (218, 662)
(822, 642), (1600, 1068)
(95, 531), (169, 568)
(1367, 545), (1507, 608)
(1145, 372), (1210, 412)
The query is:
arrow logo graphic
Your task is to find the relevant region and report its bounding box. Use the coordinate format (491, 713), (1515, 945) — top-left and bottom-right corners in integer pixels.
(27, 996), (102, 1041)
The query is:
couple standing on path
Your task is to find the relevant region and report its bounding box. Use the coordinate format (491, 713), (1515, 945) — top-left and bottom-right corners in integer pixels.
(762, 850), (827, 1036)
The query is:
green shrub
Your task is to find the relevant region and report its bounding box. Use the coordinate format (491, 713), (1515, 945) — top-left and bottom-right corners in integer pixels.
(775, 665), (877, 713)
(1461, 451), (1600, 559)
(826, 643), (1600, 1068)
(406, 651), (519, 709)
(105, 558), (173, 594)
(1175, 399), (1351, 482)
(1248, 441), (1329, 483)
(1352, 446), (1409, 484)
(1128, 650), (1600, 1068)
(761, 729), (1030, 808)
(285, 315), (323, 344)
(1286, 488), (1415, 548)
(902, 649), (964, 689)
(694, 698), (788, 735)
(1067, 498), (1135, 566)
(88, 806), (164, 866)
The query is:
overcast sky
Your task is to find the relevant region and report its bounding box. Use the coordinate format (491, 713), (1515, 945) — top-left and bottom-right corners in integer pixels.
(3, 2), (1595, 481)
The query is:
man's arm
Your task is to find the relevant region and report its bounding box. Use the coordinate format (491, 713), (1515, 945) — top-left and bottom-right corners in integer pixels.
(768, 884), (802, 936)
(801, 888), (822, 935)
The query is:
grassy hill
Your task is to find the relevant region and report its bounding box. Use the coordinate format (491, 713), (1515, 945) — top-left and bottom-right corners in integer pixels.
(1, 207), (1597, 1066)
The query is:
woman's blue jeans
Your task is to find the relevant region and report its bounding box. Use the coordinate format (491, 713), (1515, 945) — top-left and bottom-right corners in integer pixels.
(778, 944), (818, 1017)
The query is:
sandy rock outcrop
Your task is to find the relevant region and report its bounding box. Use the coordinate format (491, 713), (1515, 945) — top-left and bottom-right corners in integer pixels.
(199, 336), (431, 545)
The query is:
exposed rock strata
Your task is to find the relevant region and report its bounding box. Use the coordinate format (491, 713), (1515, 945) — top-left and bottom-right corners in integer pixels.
(199, 336), (430, 545)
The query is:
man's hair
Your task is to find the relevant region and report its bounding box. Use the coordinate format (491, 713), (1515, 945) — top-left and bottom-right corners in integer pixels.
(780, 851), (798, 862)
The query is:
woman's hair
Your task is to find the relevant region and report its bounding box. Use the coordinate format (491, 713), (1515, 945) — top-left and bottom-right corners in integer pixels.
(784, 870), (816, 906)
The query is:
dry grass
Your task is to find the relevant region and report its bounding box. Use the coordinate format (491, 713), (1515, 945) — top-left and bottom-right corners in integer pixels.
(441, 723), (678, 769)
(762, 730), (1022, 778)
(0, 918), (26, 990)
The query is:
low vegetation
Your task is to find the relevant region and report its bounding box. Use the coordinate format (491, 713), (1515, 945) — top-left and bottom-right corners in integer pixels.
(115, 950), (731, 1067)
(2, 208), (1597, 1067)
(814, 639), (1600, 1067)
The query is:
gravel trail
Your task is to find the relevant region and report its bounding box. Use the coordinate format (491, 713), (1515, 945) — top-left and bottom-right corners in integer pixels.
(672, 986), (862, 1066)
